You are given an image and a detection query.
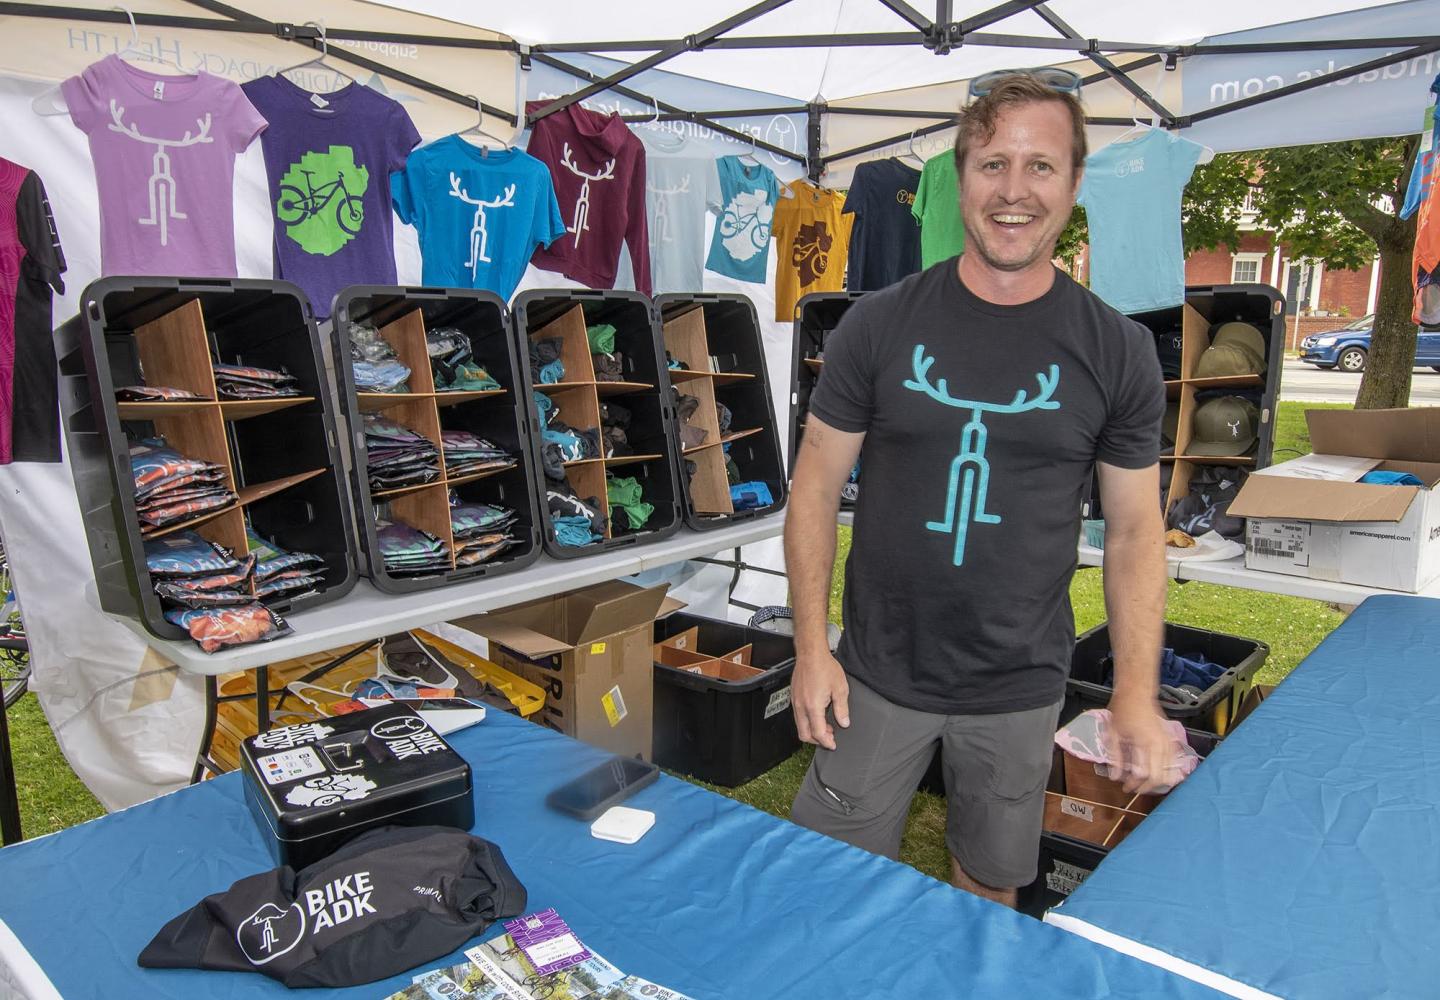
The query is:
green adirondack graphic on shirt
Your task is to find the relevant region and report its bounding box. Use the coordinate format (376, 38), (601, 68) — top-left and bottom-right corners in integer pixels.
(275, 146), (369, 256)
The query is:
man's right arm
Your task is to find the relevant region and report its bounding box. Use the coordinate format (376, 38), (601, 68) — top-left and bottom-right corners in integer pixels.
(784, 414), (865, 750)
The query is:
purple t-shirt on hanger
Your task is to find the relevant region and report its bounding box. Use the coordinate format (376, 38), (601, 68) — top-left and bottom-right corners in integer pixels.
(241, 74), (421, 318)
(61, 55), (266, 277)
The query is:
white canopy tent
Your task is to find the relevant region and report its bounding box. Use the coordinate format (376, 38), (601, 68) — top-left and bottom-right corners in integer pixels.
(0, 0), (1434, 811)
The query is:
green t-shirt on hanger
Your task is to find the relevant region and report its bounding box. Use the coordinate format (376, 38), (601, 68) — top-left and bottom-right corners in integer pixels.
(911, 151), (966, 268)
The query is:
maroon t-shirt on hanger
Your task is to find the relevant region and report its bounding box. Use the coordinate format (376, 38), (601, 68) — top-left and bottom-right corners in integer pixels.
(525, 101), (651, 295)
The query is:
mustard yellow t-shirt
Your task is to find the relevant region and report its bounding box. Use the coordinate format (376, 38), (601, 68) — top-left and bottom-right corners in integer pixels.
(772, 180), (853, 322)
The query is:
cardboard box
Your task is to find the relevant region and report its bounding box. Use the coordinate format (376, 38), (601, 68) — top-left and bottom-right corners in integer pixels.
(453, 581), (682, 760)
(1228, 408), (1440, 592)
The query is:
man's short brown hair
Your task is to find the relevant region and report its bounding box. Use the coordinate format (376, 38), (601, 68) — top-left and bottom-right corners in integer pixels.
(953, 73), (1087, 179)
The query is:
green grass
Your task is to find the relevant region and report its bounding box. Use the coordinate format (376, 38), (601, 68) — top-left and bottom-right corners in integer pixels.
(3, 402), (1351, 881)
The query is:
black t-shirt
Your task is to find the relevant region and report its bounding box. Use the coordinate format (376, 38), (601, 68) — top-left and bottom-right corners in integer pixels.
(843, 158), (922, 291)
(810, 261), (1163, 714)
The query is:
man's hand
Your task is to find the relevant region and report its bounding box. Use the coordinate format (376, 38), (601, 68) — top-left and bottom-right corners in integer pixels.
(1106, 696), (1177, 795)
(793, 649), (850, 751)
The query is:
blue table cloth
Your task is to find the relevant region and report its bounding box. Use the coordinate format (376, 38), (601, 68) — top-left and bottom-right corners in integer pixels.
(0, 709), (1222, 999)
(1049, 595), (1440, 999)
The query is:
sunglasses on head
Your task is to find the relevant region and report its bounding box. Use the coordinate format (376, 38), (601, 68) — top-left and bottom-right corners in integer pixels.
(968, 67), (1083, 100)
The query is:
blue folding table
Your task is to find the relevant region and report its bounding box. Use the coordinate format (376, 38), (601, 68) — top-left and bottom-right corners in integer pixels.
(0, 708), (1223, 999)
(1046, 594), (1440, 999)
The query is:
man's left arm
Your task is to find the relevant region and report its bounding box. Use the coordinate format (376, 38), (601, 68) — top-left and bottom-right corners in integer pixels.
(1095, 460), (1174, 794)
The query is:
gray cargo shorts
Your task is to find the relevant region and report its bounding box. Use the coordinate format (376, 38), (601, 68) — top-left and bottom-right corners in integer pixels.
(790, 675), (1062, 889)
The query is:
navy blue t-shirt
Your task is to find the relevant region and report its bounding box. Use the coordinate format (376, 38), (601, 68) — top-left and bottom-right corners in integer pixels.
(808, 262), (1163, 713)
(842, 158), (922, 291)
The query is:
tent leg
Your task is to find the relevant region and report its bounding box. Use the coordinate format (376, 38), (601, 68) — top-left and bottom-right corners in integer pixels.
(0, 696), (21, 844)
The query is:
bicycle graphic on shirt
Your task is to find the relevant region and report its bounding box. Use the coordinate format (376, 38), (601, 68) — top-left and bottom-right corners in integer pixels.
(719, 202), (772, 249)
(277, 169), (365, 235)
(903, 345), (1061, 567)
(448, 172), (515, 279)
(106, 100), (213, 248)
(560, 142), (615, 249)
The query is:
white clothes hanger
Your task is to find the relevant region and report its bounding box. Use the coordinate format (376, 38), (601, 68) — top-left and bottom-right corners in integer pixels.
(738, 131), (761, 167)
(32, 5), (187, 116)
(276, 21), (353, 90)
(900, 129), (926, 167)
(455, 95), (512, 151)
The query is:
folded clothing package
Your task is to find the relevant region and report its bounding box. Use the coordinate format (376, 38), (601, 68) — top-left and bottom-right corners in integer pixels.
(529, 337), (564, 385)
(213, 363), (302, 401)
(349, 321), (411, 393)
(130, 440), (237, 534)
(115, 385), (206, 402)
(450, 499), (519, 567)
(366, 415), (440, 492)
(376, 519), (452, 577)
(440, 430), (515, 479)
(164, 603), (292, 653)
(427, 326), (501, 392)
(138, 825), (526, 988)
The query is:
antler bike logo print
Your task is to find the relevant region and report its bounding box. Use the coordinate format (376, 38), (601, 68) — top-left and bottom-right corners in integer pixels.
(276, 146), (369, 256)
(560, 142), (615, 248)
(448, 172), (515, 279)
(903, 345), (1061, 567)
(106, 100), (213, 248)
(648, 174), (690, 248)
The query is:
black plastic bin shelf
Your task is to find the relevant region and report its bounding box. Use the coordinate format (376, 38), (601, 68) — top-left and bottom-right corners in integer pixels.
(1018, 729), (1220, 918)
(512, 290), (682, 560)
(655, 294), (787, 530)
(1065, 620), (1269, 737)
(329, 286), (544, 594)
(652, 612), (798, 787)
(790, 291), (866, 506)
(54, 276), (357, 640)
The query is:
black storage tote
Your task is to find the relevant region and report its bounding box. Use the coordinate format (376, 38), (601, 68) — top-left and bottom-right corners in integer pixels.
(55, 276), (357, 639)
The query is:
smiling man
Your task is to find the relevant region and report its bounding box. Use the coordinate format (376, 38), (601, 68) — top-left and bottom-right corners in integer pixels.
(785, 73), (1174, 909)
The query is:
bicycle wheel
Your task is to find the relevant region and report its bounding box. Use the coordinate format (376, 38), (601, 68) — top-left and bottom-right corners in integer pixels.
(752, 218), (771, 248)
(718, 210), (743, 238)
(336, 194), (365, 235)
(276, 185), (308, 225)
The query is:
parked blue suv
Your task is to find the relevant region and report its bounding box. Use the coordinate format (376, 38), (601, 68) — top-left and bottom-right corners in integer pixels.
(1300, 314), (1440, 372)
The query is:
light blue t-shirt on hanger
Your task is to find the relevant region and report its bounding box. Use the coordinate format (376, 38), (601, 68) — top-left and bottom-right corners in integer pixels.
(391, 134), (565, 300)
(705, 155), (779, 284)
(1078, 129), (1205, 315)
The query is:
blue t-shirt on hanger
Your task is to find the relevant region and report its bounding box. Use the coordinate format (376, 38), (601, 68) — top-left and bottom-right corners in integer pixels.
(1078, 128), (1205, 314)
(705, 155), (779, 284)
(391, 134), (565, 300)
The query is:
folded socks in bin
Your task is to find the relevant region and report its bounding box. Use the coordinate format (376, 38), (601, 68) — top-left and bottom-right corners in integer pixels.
(348, 322), (411, 393)
(441, 430), (515, 478)
(213, 364), (302, 400)
(138, 825), (526, 988)
(365, 416), (440, 492)
(376, 520), (451, 577)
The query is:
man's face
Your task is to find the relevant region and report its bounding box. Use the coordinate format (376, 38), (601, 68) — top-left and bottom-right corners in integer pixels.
(959, 100), (1080, 274)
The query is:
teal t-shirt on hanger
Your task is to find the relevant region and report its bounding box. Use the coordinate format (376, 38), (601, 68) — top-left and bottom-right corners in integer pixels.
(1079, 128), (1205, 315)
(705, 155), (779, 284)
(391, 135), (565, 300)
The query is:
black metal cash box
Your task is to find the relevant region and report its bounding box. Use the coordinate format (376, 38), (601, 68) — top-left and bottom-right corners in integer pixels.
(240, 703), (474, 869)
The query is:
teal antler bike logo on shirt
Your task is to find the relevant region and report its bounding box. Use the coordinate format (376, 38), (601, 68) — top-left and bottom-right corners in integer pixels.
(903, 345), (1061, 567)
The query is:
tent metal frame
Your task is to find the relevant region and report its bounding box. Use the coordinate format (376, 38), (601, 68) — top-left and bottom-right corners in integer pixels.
(4, 0), (1436, 179)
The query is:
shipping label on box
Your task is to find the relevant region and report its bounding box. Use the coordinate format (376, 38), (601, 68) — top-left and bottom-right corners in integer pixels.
(1246, 520), (1312, 570)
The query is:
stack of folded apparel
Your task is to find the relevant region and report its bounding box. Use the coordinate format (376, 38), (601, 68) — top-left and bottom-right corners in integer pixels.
(600, 401), (632, 458)
(731, 480), (774, 511)
(547, 489), (606, 547)
(246, 525), (327, 601)
(427, 326), (502, 392)
(115, 385), (206, 402)
(1101, 646), (1227, 708)
(212, 364), (302, 400)
(130, 440), (237, 534)
(440, 430), (515, 479)
(144, 530), (291, 652)
(665, 352), (688, 371)
(529, 337), (565, 385)
(375, 519), (452, 577)
(1195, 321), (1267, 379)
(450, 499), (519, 567)
(1166, 464), (1246, 539)
(587, 323), (624, 382)
(675, 390), (707, 450)
(348, 322), (411, 393)
(606, 475), (653, 530)
(716, 401), (733, 435)
(365, 415), (440, 492)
